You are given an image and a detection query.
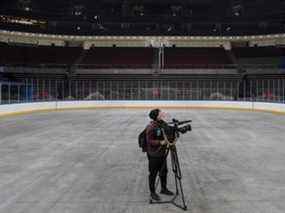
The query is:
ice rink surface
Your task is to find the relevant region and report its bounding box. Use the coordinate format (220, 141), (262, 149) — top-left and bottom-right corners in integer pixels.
(0, 108), (284, 213)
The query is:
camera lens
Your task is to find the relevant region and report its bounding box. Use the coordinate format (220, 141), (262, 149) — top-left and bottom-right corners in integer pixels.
(178, 125), (192, 134)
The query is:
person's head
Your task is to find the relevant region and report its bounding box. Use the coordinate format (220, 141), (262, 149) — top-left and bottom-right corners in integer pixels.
(149, 108), (164, 121)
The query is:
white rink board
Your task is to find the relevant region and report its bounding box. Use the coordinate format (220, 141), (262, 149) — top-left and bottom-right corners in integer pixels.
(0, 101), (284, 117)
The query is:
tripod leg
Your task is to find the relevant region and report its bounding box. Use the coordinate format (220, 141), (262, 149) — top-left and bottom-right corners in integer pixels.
(178, 177), (187, 210)
(171, 148), (188, 210)
(170, 151), (179, 195)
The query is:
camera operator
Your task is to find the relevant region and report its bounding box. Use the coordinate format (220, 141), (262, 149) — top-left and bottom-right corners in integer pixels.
(146, 108), (174, 201)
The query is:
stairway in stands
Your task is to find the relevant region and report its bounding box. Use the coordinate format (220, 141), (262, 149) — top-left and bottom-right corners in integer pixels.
(68, 48), (88, 75)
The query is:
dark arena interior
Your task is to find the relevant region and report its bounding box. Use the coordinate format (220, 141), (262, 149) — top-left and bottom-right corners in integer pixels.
(0, 0), (285, 213)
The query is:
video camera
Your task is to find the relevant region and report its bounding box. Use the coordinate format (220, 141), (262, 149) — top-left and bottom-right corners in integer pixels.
(168, 119), (192, 134)
(158, 119), (192, 142)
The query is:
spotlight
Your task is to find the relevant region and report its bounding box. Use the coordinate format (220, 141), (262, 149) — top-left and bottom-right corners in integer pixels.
(133, 5), (144, 17)
(231, 1), (243, 17)
(17, 0), (32, 12)
(234, 11), (240, 16)
(171, 5), (182, 17)
(24, 7), (31, 11)
(72, 5), (85, 17)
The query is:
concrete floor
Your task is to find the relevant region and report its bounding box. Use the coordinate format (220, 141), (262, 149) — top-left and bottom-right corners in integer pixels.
(0, 109), (284, 213)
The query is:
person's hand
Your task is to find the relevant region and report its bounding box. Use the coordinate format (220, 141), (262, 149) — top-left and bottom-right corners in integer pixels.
(160, 140), (167, 145)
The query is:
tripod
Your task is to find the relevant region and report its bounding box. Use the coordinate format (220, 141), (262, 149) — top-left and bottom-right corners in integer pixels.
(149, 145), (188, 211)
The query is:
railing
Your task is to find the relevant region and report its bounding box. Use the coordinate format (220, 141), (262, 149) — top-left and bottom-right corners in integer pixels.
(1, 63), (284, 69)
(1, 78), (284, 105)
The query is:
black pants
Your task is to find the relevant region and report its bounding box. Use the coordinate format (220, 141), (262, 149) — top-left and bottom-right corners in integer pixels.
(147, 154), (168, 193)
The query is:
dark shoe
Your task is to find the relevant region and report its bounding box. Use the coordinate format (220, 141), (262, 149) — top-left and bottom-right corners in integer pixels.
(160, 188), (174, 196)
(150, 192), (161, 201)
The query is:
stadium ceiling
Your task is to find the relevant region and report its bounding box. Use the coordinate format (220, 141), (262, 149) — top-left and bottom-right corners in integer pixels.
(0, 0), (284, 36)
(0, 0), (283, 18)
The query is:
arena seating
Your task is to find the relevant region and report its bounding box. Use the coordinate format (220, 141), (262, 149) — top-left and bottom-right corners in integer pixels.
(0, 45), (82, 66)
(164, 47), (233, 68)
(1, 44), (284, 70)
(232, 46), (285, 68)
(0, 45), (155, 68)
(80, 47), (155, 68)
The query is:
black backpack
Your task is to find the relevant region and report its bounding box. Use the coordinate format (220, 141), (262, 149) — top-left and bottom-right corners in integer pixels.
(138, 128), (147, 152)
